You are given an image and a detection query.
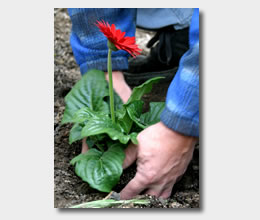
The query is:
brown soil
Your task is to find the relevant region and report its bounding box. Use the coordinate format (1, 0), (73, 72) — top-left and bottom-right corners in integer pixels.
(54, 8), (199, 208)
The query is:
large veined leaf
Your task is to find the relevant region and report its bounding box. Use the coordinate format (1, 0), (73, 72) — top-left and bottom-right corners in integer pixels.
(81, 111), (137, 145)
(69, 123), (107, 146)
(69, 123), (84, 144)
(125, 102), (165, 129)
(140, 102), (165, 127)
(125, 76), (164, 105)
(70, 150), (99, 166)
(71, 143), (125, 192)
(116, 108), (133, 134)
(126, 100), (145, 129)
(71, 107), (108, 124)
(68, 107), (108, 144)
(61, 69), (109, 124)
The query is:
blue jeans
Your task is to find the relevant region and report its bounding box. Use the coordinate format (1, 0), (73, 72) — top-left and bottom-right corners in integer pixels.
(67, 8), (193, 74)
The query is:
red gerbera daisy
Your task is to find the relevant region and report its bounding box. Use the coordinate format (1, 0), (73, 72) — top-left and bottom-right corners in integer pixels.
(96, 20), (142, 57)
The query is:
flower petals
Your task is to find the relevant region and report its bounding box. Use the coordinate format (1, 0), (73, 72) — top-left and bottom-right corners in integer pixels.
(96, 20), (141, 57)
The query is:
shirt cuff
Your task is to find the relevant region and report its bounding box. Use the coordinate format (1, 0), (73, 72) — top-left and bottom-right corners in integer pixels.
(80, 56), (129, 75)
(160, 106), (199, 137)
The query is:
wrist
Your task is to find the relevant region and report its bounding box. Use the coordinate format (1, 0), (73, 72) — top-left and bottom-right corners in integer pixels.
(104, 71), (131, 104)
(105, 71), (124, 82)
(159, 121), (198, 148)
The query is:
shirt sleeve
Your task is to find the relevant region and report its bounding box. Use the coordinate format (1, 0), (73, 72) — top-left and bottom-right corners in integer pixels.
(67, 8), (137, 74)
(160, 8), (199, 137)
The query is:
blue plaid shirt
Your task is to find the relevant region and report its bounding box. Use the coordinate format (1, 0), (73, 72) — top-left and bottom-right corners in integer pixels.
(68, 8), (199, 137)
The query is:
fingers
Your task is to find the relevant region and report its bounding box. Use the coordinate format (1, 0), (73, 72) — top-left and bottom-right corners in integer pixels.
(120, 176), (175, 200)
(121, 177), (175, 200)
(144, 183), (174, 199)
(81, 138), (89, 153)
(120, 173), (147, 200)
(159, 184), (174, 199)
(144, 186), (164, 198)
(122, 143), (138, 169)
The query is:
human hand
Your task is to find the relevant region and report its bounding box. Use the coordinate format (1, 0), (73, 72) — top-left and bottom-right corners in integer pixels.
(104, 71), (132, 103)
(120, 122), (197, 199)
(81, 71), (132, 153)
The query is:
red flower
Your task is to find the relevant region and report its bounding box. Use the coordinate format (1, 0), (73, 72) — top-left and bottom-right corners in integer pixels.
(96, 20), (142, 57)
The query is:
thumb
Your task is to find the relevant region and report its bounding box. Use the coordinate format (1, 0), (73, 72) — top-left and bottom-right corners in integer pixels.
(122, 143), (138, 169)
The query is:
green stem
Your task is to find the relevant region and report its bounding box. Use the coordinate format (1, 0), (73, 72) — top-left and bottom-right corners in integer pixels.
(107, 48), (115, 123)
(70, 199), (149, 208)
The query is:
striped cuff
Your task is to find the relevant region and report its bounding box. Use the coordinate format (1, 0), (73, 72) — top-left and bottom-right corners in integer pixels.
(80, 56), (129, 75)
(160, 106), (199, 137)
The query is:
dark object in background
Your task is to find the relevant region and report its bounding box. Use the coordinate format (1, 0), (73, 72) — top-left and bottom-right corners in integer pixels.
(124, 26), (189, 86)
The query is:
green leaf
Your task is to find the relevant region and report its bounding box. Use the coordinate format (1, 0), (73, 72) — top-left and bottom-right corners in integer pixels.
(125, 77), (164, 105)
(114, 91), (123, 111)
(71, 107), (108, 124)
(129, 132), (138, 145)
(69, 107), (111, 144)
(70, 150), (97, 166)
(73, 143), (125, 192)
(81, 114), (132, 145)
(140, 102), (165, 127)
(116, 108), (133, 134)
(115, 100), (143, 135)
(103, 91), (123, 114)
(69, 123), (84, 144)
(61, 69), (109, 124)
(86, 138), (95, 148)
(126, 100), (145, 129)
(124, 101), (165, 130)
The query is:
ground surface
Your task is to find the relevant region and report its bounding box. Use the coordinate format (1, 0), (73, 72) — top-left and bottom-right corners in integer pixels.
(54, 8), (199, 208)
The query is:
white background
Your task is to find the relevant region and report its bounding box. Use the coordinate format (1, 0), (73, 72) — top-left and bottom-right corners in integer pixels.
(1, 0), (260, 219)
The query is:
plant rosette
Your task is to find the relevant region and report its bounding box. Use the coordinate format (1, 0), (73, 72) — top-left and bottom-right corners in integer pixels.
(61, 20), (165, 193)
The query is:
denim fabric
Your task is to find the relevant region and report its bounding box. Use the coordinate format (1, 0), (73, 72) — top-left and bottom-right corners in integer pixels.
(68, 8), (137, 74)
(68, 8), (199, 137)
(160, 8), (199, 137)
(136, 8), (193, 30)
